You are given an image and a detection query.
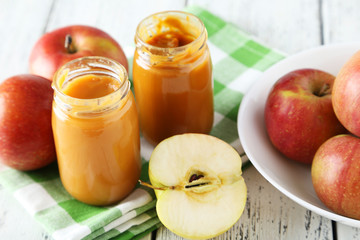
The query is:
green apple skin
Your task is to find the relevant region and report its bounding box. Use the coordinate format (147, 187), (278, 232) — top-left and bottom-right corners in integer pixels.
(265, 68), (347, 164)
(29, 25), (128, 81)
(333, 50), (360, 137)
(312, 134), (360, 220)
(0, 74), (56, 171)
(148, 134), (247, 240)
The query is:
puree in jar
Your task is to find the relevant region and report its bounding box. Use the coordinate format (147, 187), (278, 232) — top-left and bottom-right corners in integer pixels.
(53, 71), (141, 206)
(146, 16), (196, 48)
(62, 74), (121, 99)
(133, 12), (214, 146)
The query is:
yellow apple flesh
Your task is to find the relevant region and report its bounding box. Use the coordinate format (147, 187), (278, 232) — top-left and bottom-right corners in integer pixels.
(149, 133), (247, 239)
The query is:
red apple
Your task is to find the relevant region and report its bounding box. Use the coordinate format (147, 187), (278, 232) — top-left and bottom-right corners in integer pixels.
(29, 25), (128, 81)
(0, 74), (56, 171)
(312, 134), (360, 220)
(333, 50), (360, 137)
(265, 68), (347, 164)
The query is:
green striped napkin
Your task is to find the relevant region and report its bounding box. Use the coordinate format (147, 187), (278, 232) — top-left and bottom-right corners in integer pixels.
(0, 5), (285, 240)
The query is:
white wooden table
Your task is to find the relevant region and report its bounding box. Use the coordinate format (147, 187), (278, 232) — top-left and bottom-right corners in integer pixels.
(1, 0), (360, 239)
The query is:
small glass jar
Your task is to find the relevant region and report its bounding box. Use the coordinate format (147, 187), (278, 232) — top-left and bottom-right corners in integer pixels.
(133, 11), (214, 146)
(52, 56), (141, 206)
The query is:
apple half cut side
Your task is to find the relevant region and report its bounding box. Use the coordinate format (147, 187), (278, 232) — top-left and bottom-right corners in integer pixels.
(147, 133), (247, 239)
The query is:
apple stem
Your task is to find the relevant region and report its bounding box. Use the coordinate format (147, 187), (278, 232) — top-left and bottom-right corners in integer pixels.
(138, 180), (174, 191)
(315, 83), (331, 97)
(65, 34), (77, 54)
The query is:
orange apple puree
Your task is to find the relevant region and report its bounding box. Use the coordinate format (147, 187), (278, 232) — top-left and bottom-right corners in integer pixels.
(133, 13), (214, 145)
(146, 16), (196, 48)
(146, 31), (195, 48)
(52, 73), (141, 206)
(62, 74), (120, 99)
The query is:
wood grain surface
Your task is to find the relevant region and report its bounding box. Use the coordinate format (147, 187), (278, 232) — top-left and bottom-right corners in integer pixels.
(1, 0), (360, 239)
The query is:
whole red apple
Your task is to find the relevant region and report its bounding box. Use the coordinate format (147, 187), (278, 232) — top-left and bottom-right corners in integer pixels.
(265, 68), (347, 164)
(333, 50), (360, 137)
(0, 74), (56, 171)
(29, 25), (128, 81)
(312, 134), (360, 220)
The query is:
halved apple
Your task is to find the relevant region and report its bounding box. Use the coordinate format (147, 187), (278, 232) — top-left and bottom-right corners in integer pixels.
(148, 133), (247, 239)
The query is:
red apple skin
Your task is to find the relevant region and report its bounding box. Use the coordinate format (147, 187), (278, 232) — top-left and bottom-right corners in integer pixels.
(312, 134), (360, 220)
(333, 50), (360, 137)
(0, 74), (56, 171)
(29, 25), (128, 81)
(265, 68), (347, 164)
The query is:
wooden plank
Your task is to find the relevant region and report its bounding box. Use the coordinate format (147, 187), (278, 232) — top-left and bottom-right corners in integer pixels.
(336, 224), (360, 240)
(238, 167), (332, 240)
(0, 0), (53, 81)
(0, 185), (51, 239)
(322, 0), (360, 44)
(188, 0), (322, 54)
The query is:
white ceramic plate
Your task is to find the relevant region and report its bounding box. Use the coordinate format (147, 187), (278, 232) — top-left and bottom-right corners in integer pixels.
(237, 42), (360, 228)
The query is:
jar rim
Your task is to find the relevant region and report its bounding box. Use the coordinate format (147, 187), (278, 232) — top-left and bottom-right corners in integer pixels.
(52, 56), (130, 105)
(134, 10), (207, 53)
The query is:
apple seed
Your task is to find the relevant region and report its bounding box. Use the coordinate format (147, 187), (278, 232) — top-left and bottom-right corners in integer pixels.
(189, 173), (204, 183)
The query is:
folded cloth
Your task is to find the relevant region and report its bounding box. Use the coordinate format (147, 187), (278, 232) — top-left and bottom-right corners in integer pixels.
(0, 5), (285, 240)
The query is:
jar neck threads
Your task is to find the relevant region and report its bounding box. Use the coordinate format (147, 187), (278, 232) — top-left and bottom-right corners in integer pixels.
(134, 11), (208, 65)
(52, 56), (130, 117)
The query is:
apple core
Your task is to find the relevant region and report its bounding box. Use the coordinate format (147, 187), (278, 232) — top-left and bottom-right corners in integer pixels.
(148, 134), (247, 239)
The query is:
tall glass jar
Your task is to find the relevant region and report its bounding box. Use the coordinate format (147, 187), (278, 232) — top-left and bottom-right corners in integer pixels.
(133, 11), (214, 146)
(52, 56), (141, 206)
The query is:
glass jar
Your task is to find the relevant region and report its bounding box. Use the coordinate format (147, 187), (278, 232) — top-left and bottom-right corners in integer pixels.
(133, 11), (214, 146)
(52, 56), (141, 206)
